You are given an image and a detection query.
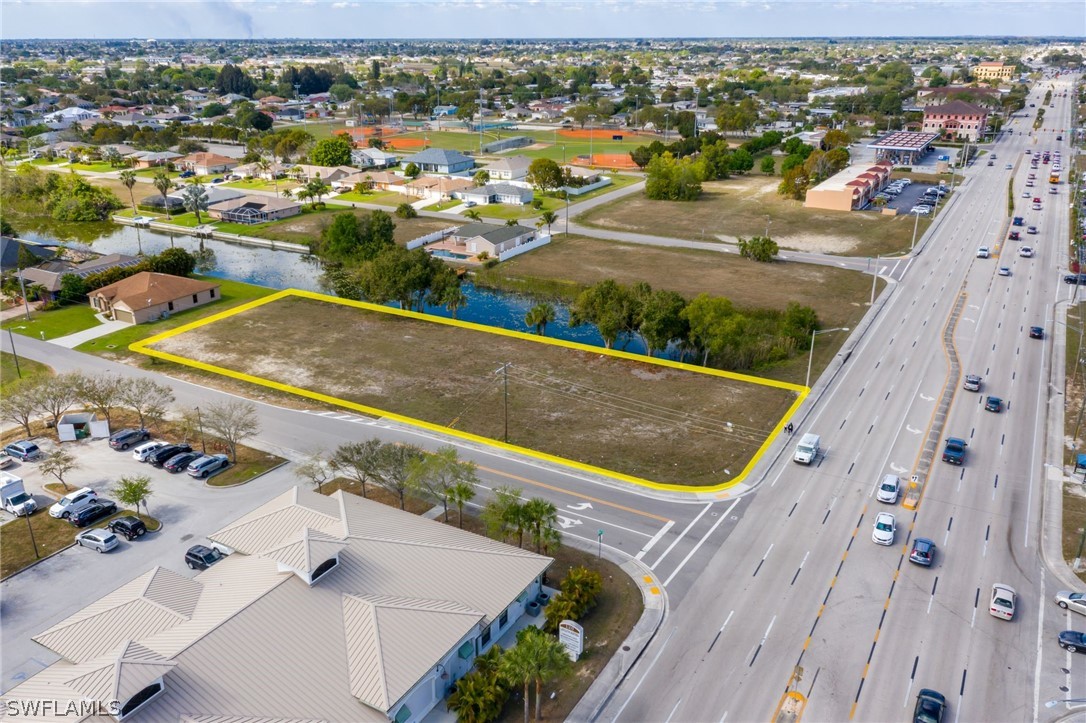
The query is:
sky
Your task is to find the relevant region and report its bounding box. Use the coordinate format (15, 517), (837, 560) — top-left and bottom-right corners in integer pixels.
(1, 0), (1083, 40)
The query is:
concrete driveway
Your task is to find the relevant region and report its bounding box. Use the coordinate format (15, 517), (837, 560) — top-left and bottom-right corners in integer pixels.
(0, 433), (300, 693)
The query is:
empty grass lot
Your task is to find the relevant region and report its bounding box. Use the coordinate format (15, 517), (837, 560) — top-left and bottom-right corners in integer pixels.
(149, 295), (798, 487)
(1, 352), (52, 392)
(480, 234), (879, 386)
(576, 176), (932, 258)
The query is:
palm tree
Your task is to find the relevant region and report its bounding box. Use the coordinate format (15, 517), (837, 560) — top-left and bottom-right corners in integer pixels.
(306, 177), (329, 209)
(447, 479), (476, 529)
(119, 170), (138, 215)
(256, 157), (278, 197)
(522, 498), (558, 554)
(538, 210), (559, 236)
(524, 303), (556, 336)
(152, 170), (173, 219)
(180, 180), (210, 224)
(501, 629), (573, 722)
(464, 208), (483, 222)
(500, 640), (536, 723)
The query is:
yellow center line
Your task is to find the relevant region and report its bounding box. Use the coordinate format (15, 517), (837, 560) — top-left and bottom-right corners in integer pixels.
(477, 464), (671, 522)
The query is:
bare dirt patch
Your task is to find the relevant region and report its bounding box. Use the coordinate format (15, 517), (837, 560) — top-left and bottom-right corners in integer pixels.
(150, 296), (797, 486)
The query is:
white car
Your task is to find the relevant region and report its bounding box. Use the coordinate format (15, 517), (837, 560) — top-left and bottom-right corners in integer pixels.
(977, 247), (990, 258)
(876, 474), (901, 504)
(910, 206), (932, 216)
(48, 487), (99, 520)
(1054, 591), (1086, 616)
(1022, 190), (1031, 198)
(1019, 246), (1034, 257)
(132, 441), (167, 462)
(998, 266), (1011, 277)
(990, 583), (1017, 620)
(872, 512), (896, 545)
(75, 529), (120, 553)
(0, 452), (13, 469)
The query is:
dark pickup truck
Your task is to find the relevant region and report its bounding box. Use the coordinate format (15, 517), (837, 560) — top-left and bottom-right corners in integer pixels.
(942, 437), (967, 465)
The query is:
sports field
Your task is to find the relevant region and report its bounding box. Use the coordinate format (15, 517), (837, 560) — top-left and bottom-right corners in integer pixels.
(136, 290), (804, 490)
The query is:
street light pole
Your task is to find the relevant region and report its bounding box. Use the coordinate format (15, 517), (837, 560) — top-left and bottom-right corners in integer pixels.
(588, 114), (597, 167)
(195, 406), (206, 453)
(871, 254), (880, 306)
(806, 327), (850, 389)
(910, 209), (922, 253)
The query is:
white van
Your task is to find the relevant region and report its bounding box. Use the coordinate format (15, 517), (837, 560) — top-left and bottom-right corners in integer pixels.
(793, 433), (821, 464)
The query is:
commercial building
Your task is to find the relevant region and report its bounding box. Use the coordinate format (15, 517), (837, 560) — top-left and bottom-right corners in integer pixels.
(921, 100), (989, 141)
(973, 62), (1015, 83)
(804, 161), (894, 212)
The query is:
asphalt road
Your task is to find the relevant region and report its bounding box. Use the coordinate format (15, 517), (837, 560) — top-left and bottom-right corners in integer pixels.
(597, 76), (1086, 723)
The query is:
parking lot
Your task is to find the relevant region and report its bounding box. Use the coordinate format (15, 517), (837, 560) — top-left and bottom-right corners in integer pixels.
(0, 432), (301, 693)
(863, 181), (947, 215)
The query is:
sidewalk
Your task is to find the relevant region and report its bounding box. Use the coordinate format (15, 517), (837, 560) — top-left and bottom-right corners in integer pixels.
(47, 314), (128, 349)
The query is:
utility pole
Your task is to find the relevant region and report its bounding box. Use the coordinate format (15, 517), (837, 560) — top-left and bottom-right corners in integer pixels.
(495, 363), (512, 443)
(7, 327), (21, 378)
(870, 255), (879, 306)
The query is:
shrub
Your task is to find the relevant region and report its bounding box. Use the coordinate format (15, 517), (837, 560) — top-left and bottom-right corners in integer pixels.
(395, 202), (418, 219)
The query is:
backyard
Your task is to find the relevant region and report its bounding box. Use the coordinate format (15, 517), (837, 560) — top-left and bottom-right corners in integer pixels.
(576, 176), (933, 257)
(144, 294), (800, 488)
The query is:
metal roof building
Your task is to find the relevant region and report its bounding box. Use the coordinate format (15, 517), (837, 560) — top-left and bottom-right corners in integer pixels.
(6, 488), (552, 723)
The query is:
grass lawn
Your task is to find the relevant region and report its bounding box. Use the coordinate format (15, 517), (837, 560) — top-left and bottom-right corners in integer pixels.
(476, 199), (560, 221)
(427, 198), (465, 212)
(476, 234), (880, 386)
(1, 509), (159, 579)
(576, 176), (931, 258)
(68, 162), (119, 173)
(2, 303), (102, 341)
(358, 191), (419, 208)
(90, 177), (162, 206)
(149, 295), (798, 487)
(152, 213), (206, 228)
(1, 352), (53, 392)
(1065, 484), (1086, 584)
(1063, 302), (1086, 583)
(222, 206), (451, 247)
(223, 178), (298, 193)
(76, 276), (278, 360)
(132, 167), (181, 178)
(205, 445), (287, 487)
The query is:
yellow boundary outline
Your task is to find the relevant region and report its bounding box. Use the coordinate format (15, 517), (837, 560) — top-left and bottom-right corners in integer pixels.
(130, 288), (808, 493)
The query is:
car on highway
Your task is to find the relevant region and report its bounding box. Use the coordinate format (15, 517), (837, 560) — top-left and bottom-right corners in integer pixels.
(1064, 273), (1086, 284)
(106, 515), (147, 541)
(942, 437), (967, 465)
(976, 246), (990, 258)
(67, 499), (118, 528)
(1026, 180), (1034, 187)
(1054, 591), (1086, 616)
(998, 267), (1010, 277)
(1030, 326), (1044, 339)
(985, 396), (1003, 412)
(1058, 631), (1086, 654)
(989, 583), (1017, 620)
(109, 428), (150, 450)
(4, 440), (41, 462)
(876, 474), (900, 504)
(48, 486), (98, 519)
(187, 454), (230, 479)
(1033, 201), (1043, 210)
(132, 440), (167, 462)
(1019, 247), (1035, 258)
(1005, 163), (1012, 170)
(74, 529), (120, 553)
(909, 538), (936, 566)
(963, 374), (982, 391)
(872, 512), (896, 546)
(1027, 225), (1038, 234)
(164, 451), (202, 473)
(1008, 231), (1020, 241)
(913, 689), (946, 723)
(1020, 190), (1031, 198)
(185, 544), (225, 571)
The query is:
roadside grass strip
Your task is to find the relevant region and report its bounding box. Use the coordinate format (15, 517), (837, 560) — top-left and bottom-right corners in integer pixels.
(130, 289), (807, 492)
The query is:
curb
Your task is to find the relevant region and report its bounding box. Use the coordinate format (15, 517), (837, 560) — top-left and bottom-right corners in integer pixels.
(204, 459), (290, 488)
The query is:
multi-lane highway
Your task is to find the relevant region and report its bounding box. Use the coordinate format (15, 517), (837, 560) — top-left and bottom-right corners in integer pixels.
(598, 75), (1085, 722)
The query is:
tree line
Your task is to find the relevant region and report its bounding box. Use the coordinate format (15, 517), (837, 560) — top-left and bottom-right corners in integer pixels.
(2, 165), (123, 222)
(565, 279), (819, 370)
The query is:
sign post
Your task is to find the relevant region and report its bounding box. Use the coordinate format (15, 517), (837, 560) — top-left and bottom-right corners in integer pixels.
(597, 529), (604, 559)
(558, 620), (584, 661)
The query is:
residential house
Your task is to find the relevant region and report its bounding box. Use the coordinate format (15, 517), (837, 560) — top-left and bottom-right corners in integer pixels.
(259, 95), (288, 108)
(0, 237), (54, 272)
(350, 146), (399, 169)
(914, 86), (1001, 109)
(432, 104), (458, 117)
(403, 176), (474, 201)
(804, 161), (894, 212)
(921, 100), (989, 141)
(177, 152), (239, 175)
(484, 155), (531, 182)
(289, 164), (357, 184)
(128, 150), (183, 168)
(218, 93), (250, 105)
(275, 107), (306, 122)
(806, 86), (867, 103)
(16, 253), (142, 302)
(458, 183), (534, 206)
(447, 222), (538, 257)
(562, 166), (601, 184)
(89, 272), (220, 324)
(111, 111), (161, 129)
(207, 195), (303, 224)
(403, 148), (475, 174)
(2, 486), (551, 723)
(333, 171), (406, 193)
(233, 160), (289, 180)
(180, 89), (208, 103)
(43, 106), (101, 129)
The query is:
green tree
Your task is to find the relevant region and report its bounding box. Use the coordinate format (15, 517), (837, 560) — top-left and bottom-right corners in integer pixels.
(305, 176), (330, 208)
(501, 628), (573, 723)
(778, 166), (808, 200)
(310, 136), (352, 167)
(629, 145), (653, 169)
(644, 152), (703, 201)
(682, 293), (738, 365)
(395, 202), (418, 219)
(58, 273), (89, 304)
(113, 474), (153, 517)
(736, 235), (779, 262)
(728, 148), (754, 174)
(407, 445), (479, 523)
(119, 169), (138, 214)
(427, 264), (468, 318)
(526, 158), (564, 194)
(569, 280), (640, 349)
(147, 247), (197, 276)
(152, 171), (173, 219)
(447, 646), (508, 723)
(330, 439), (383, 498)
(525, 302), (556, 336)
(374, 442), (425, 509)
(473, 169), (491, 187)
(40, 448), (80, 491)
(538, 210), (558, 236)
(639, 290), (688, 357)
(447, 479), (476, 529)
(482, 485), (523, 542)
(180, 180), (209, 224)
(463, 208), (482, 222)
(760, 156), (776, 175)
(822, 128), (851, 150)
(403, 162), (421, 179)
(522, 498), (558, 554)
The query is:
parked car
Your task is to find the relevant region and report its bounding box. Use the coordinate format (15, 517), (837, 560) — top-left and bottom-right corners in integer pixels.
(876, 474), (901, 504)
(68, 499), (118, 528)
(1064, 273), (1086, 283)
(910, 537), (936, 566)
(1054, 591), (1086, 616)
(178, 170), (195, 178)
(0, 452), (13, 469)
(132, 440), (167, 462)
(989, 584), (1017, 620)
(109, 428), (150, 450)
(913, 689), (946, 723)
(872, 512), (896, 546)
(985, 396), (1003, 413)
(4, 441), (41, 462)
(164, 451), (202, 473)
(963, 374), (982, 391)
(210, 177), (225, 184)
(185, 544), (225, 570)
(48, 487), (99, 519)
(106, 515), (148, 540)
(1030, 326), (1044, 339)
(148, 443), (193, 468)
(187, 454), (230, 479)
(1058, 631), (1086, 654)
(74, 529), (119, 553)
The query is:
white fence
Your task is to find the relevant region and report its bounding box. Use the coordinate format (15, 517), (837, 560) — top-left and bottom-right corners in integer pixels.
(562, 177), (613, 197)
(406, 226), (461, 250)
(499, 234), (551, 262)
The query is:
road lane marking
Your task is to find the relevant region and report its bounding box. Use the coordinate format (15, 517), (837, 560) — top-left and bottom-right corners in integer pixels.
(636, 520), (675, 560)
(663, 499), (739, 587)
(650, 502), (712, 570)
(664, 698), (683, 723)
(612, 627), (677, 721)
